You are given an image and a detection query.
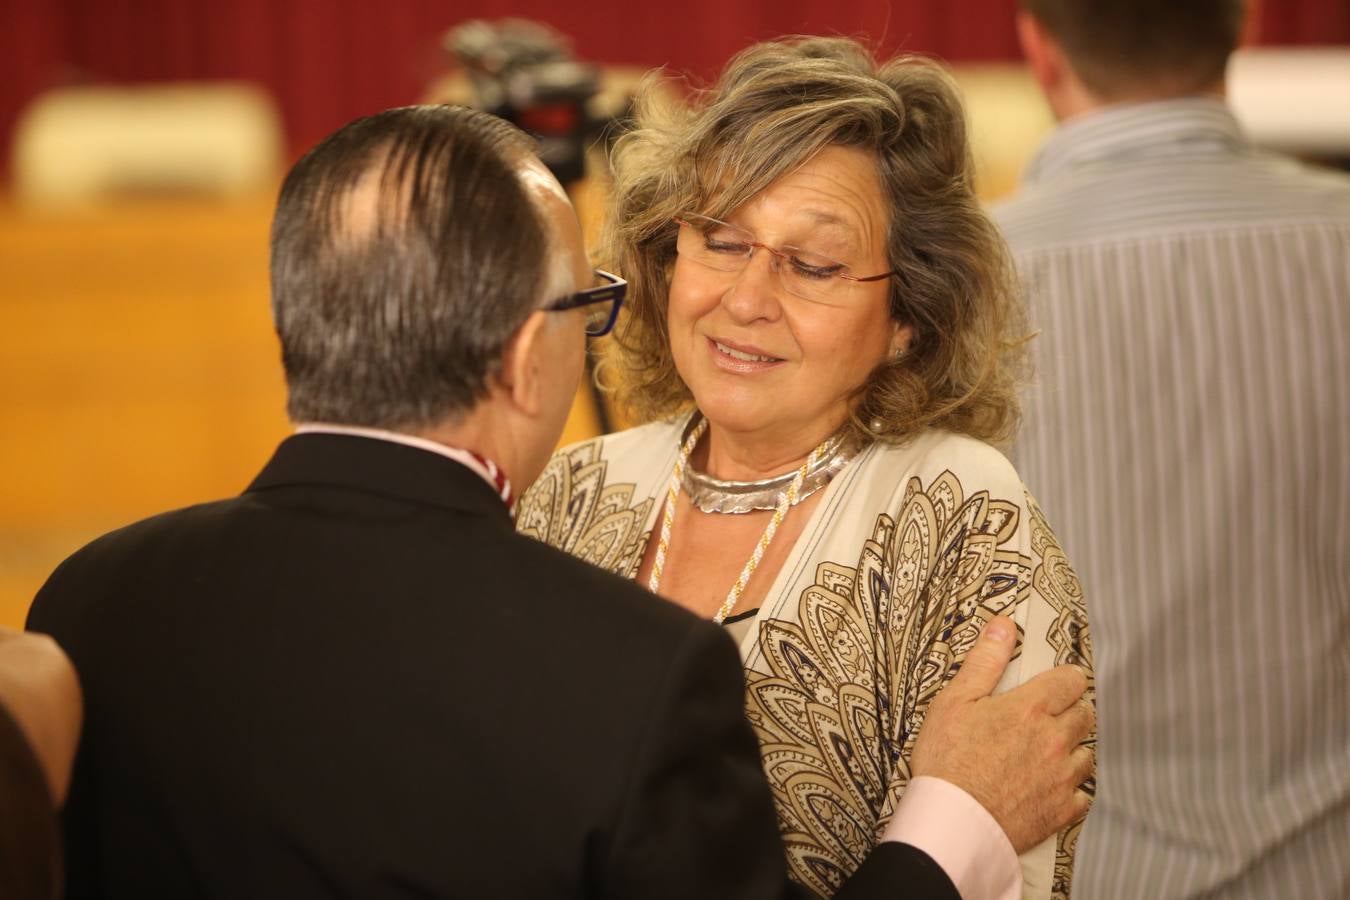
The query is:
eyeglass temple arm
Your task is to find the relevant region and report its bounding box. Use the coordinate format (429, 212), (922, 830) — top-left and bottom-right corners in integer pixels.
(841, 270), (900, 283)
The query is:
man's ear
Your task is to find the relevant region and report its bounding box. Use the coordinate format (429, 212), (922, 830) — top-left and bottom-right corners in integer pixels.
(495, 311), (548, 418)
(1016, 11), (1065, 96)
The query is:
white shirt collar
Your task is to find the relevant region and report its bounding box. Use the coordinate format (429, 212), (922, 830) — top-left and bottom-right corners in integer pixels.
(293, 423), (513, 512)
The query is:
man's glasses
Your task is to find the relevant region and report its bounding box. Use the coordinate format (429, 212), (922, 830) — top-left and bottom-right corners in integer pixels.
(544, 269), (626, 336)
(674, 213), (896, 305)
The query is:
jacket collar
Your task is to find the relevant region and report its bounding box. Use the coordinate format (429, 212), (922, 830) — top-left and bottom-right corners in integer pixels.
(1025, 97), (1248, 186)
(246, 432), (512, 525)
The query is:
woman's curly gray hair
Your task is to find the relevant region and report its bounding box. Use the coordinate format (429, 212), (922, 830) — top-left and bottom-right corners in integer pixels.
(601, 36), (1027, 446)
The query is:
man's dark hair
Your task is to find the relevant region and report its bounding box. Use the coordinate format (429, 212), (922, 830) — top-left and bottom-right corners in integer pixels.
(1022, 0), (1246, 99)
(270, 105), (547, 429)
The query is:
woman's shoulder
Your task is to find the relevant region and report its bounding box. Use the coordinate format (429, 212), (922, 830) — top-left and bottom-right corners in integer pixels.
(518, 418), (683, 545)
(868, 429), (1028, 502)
(552, 417), (685, 467)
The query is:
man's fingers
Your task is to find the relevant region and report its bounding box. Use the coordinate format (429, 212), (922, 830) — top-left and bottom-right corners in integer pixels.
(1046, 780), (1095, 836)
(1056, 697), (1095, 746)
(942, 615), (1017, 703)
(1070, 787), (1093, 823)
(1070, 744), (1095, 787)
(1022, 663), (1088, 715)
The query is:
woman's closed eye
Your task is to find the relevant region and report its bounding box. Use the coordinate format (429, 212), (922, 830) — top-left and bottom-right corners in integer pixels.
(705, 236), (752, 254)
(788, 256), (844, 280)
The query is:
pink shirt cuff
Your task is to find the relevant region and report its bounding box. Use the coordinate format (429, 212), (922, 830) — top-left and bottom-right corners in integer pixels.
(881, 775), (1021, 900)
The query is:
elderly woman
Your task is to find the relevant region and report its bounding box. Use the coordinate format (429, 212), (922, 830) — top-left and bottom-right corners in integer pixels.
(518, 37), (1091, 899)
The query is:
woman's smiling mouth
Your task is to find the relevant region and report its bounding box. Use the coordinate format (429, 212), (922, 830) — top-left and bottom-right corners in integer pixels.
(709, 337), (784, 366)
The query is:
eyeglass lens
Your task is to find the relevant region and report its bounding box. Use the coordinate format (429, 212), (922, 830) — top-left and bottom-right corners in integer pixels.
(675, 214), (857, 303)
(583, 301), (614, 335)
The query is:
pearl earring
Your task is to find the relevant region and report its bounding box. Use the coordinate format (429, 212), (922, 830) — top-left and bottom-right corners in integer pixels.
(869, 417), (885, 434)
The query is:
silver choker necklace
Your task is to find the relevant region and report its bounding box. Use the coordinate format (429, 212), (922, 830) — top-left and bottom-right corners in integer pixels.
(682, 430), (854, 514)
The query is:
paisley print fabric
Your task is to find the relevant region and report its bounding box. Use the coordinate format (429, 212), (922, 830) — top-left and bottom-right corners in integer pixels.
(518, 419), (1094, 898)
(517, 438), (654, 578)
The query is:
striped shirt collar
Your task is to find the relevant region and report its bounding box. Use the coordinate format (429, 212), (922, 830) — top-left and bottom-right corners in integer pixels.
(1024, 97), (1248, 185)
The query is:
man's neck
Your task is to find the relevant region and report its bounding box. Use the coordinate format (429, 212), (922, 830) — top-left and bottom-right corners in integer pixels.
(1053, 81), (1227, 124)
(412, 407), (513, 482)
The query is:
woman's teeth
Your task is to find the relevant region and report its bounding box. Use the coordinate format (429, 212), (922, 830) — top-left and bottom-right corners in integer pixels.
(715, 341), (778, 362)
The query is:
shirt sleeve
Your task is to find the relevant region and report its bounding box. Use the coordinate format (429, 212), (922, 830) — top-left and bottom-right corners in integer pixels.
(881, 775), (1021, 900)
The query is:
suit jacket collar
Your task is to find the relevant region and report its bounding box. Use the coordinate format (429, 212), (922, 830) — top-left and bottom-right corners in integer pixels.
(247, 433), (512, 525)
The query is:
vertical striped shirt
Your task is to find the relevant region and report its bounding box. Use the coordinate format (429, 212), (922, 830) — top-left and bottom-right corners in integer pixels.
(993, 98), (1350, 900)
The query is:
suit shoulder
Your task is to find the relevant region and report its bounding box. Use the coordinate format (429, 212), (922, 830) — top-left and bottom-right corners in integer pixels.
(27, 498), (243, 630)
(52, 496), (244, 562)
(548, 419), (684, 468)
(503, 527), (703, 637)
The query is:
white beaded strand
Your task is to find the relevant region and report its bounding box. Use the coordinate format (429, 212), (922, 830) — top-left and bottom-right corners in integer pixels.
(647, 417), (826, 624)
(712, 454), (812, 623)
(646, 418), (708, 598)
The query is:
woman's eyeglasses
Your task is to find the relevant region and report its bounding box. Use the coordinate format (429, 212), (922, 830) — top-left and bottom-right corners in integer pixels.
(544, 269), (627, 336)
(674, 213), (896, 305)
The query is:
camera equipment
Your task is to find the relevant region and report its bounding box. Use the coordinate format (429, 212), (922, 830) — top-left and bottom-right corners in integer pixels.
(444, 19), (600, 184)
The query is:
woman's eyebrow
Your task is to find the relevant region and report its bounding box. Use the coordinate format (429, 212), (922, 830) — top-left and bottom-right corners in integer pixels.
(793, 209), (863, 241)
(786, 216), (863, 255)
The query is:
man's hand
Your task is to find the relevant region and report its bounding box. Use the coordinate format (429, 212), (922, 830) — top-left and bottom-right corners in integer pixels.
(911, 615), (1094, 853)
(0, 627), (83, 804)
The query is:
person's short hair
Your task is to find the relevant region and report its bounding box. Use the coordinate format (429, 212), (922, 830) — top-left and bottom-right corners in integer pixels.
(1022, 0), (1246, 99)
(602, 36), (1025, 445)
(271, 105), (546, 430)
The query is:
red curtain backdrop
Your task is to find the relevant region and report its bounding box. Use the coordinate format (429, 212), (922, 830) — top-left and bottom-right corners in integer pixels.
(3, 0), (1348, 181)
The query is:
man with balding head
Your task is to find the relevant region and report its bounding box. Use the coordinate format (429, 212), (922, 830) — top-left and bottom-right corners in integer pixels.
(996, 2), (1350, 897)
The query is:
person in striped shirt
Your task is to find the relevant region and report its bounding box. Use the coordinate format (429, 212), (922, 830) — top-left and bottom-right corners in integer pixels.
(994, 1), (1350, 897)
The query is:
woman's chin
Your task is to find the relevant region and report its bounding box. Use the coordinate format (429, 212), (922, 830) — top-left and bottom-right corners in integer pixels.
(694, 394), (855, 449)
(692, 395), (766, 433)
(695, 401), (811, 444)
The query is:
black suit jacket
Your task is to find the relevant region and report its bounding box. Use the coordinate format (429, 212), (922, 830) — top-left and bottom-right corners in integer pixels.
(28, 434), (956, 899)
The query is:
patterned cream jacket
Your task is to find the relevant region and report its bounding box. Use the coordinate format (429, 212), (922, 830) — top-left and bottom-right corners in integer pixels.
(518, 417), (1094, 899)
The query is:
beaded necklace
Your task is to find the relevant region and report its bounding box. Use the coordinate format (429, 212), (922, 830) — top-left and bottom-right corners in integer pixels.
(646, 417), (830, 624)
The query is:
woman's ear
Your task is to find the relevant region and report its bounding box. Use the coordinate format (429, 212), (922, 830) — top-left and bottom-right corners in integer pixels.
(891, 322), (915, 358)
(495, 311), (548, 418)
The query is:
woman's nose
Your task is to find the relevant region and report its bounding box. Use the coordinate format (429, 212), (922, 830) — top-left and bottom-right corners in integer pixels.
(720, 247), (783, 323)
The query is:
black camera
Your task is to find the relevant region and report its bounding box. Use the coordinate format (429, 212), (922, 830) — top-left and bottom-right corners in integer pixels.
(444, 19), (601, 185)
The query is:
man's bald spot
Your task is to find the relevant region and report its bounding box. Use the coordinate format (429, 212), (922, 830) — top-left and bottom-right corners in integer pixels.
(329, 147), (573, 304)
(514, 154), (582, 305)
(311, 141), (580, 347)
(332, 146), (411, 247)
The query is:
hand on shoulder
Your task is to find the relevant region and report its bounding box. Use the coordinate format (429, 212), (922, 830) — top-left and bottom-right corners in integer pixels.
(911, 616), (1094, 852)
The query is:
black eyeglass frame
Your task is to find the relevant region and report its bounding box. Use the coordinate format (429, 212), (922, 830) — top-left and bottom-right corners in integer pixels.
(544, 269), (627, 336)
